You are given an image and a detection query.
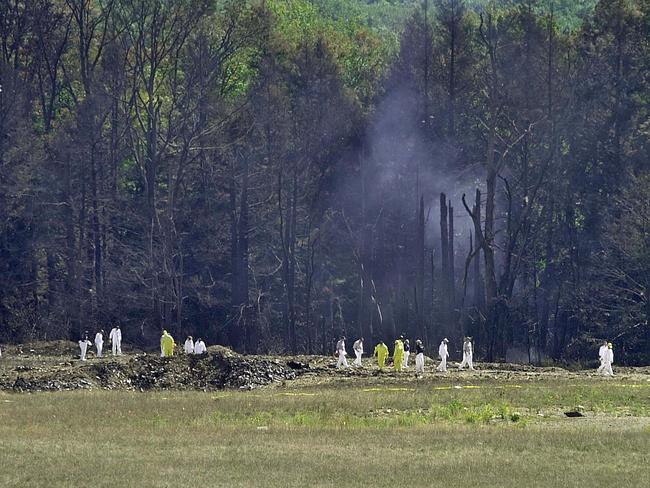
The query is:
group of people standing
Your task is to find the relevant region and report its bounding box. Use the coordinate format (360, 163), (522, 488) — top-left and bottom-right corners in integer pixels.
(181, 335), (207, 356)
(78, 326), (122, 360)
(335, 335), (475, 375)
(75, 328), (613, 376)
(160, 330), (207, 357)
(77, 327), (207, 360)
(437, 336), (475, 372)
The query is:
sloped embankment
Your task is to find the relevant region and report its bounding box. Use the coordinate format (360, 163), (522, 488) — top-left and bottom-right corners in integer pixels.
(3, 345), (308, 392)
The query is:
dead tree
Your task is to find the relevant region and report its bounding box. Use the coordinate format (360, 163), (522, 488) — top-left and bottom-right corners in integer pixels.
(472, 189), (483, 311)
(415, 196), (426, 341)
(439, 193), (450, 331)
(448, 202), (456, 312)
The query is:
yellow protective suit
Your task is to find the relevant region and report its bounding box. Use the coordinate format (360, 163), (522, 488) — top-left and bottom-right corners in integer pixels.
(161, 331), (175, 357)
(393, 339), (404, 372)
(374, 342), (389, 369)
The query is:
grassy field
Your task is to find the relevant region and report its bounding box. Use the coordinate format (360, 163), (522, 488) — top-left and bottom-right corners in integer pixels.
(1, 374), (650, 487)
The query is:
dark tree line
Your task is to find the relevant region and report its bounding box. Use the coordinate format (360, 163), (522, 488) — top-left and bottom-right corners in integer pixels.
(0, 0), (648, 363)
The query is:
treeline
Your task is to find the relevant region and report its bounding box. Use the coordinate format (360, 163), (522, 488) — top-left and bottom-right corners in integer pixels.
(0, 0), (647, 363)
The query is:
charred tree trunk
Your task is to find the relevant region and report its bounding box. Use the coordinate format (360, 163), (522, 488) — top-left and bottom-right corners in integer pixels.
(440, 193), (449, 332)
(238, 156), (250, 340)
(90, 134), (102, 310)
(228, 152), (251, 351)
(305, 223), (317, 355)
(145, 102), (160, 330)
(448, 202), (455, 315)
(278, 156), (299, 353)
(236, 155), (251, 351)
(357, 150), (371, 343)
(430, 249), (436, 340)
(447, 0), (458, 138)
(64, 190), (76, 336)
(288, 168), (298, 353)
(422, 0), (431, 131)
(415, 196), (425, 341)
(472, 189), (483, 312)
(484, 121), (499, 361)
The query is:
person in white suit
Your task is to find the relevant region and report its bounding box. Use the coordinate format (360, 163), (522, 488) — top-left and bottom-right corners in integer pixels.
(109, 326), (122, 356)
(194, 338), (207, 354)
(336, 336), (349, 369)
(437, 338), (449, 372)
(184, 336), (195, 354)
(596, 340), (608, 374)
(79, 333), (92, 361)
(459, 337), (474, 370)
(403, 339), (411, 369)
(353, 338), (364, 367)
(94, 330), (104, 358)
(602, 343), (614, 376)
(415, 339), (425, 375)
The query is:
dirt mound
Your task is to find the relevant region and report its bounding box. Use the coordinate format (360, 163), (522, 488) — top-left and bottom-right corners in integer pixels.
(2, 347), (305, 392)
(6, 340), (78, 357)
(614, 366), (650, 375)
(479, 362), (569, 373)
(3, 341), (649, 393)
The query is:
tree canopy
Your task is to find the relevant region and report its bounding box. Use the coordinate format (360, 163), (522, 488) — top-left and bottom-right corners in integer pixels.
(0, 0), (647, 364)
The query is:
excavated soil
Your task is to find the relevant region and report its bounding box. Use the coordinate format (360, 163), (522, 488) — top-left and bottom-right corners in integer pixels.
(0, 342), (314, 392)
(1, 341), (649, 392)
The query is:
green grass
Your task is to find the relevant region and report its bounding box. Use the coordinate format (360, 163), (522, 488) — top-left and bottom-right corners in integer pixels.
(1, 376), (649, 487)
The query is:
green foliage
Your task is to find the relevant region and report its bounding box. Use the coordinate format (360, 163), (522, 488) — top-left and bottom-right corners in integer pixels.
(268, 0), (398, 103)
(1, 0), (648, 366)
(430, 400), (524, 423)
(464, 0), (599, 31)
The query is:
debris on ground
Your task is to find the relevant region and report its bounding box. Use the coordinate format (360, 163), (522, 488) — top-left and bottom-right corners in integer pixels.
(1, 343), (304, 392)
(1, 341), (648, 393)
(564, 411), (584, 418)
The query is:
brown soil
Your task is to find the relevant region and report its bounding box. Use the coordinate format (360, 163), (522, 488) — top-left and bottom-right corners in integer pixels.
(1, 342), (307, 392)
(1, 342), (648, 392)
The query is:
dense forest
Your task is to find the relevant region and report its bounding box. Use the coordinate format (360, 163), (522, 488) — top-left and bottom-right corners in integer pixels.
(0, 0), (648, 363)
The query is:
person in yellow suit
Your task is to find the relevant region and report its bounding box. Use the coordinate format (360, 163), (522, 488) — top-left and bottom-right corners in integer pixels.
(393, 338), (404, 372)
(161, 330), (175, 357)
(373, 341), (389, 370)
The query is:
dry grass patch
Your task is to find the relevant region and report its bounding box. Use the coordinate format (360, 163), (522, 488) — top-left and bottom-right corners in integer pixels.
(1, 375), (649, 487)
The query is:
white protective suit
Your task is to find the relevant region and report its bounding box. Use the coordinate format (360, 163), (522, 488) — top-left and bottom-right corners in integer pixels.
(459, 340), (474, 370)
(596, 344), (608, 374)
(415, 342), (425, 374)
(336, 339), (349, 368)
(602, 346), (614, 376)
(194, 340), (207, 354)
(437, 341), (449, 372)
(79, 339), (92, 361)
(109, 327), (122, 355)
(403, 341), (410, 369)
(184, 338), (195, 354)
(353, 339), (364, 367)
(94, 332), (104, 358)
(415, 353), (424, 373)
